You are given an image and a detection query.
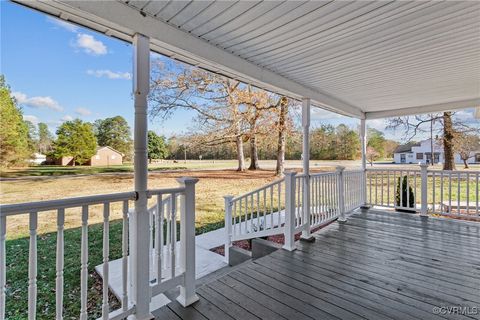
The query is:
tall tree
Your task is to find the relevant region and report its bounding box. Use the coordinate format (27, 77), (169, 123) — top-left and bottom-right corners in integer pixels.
(147, 130), (169, 163)
(94, 116), (133, 160)
(367, 128), (386, 159)
(275, 97), (289, 176)
(149, 62), (247, 170)
(53, 119), (97, 165)
(37, 123), (54, 154)
(0, 75), (32, 167)
(442, 112), (455, 170)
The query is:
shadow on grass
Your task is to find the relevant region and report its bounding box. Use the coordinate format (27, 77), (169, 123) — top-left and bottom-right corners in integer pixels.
(0, 165), (188, 178)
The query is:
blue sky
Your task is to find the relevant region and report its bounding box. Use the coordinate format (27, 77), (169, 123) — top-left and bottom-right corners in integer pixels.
(2, 1), (477, 142)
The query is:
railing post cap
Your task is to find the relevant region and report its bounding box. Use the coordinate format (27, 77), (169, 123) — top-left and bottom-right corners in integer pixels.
(336, 166), (346, 172)
(224, 195), (234, 201)
(419, 163), (429, 169)
(284, 171), (297, 176)
(177, 177), (199, 185)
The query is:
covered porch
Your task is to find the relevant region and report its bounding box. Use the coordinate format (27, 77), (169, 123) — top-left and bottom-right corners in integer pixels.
(155, 209), (480, 320)
(1, 1), (479, 319)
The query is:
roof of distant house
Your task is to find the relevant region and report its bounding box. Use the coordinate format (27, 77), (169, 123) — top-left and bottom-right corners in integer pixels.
(394, 141), (420, 153)
(96, 146), (123, 156)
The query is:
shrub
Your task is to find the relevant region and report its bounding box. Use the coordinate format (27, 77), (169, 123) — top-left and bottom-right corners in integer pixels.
(395, 175), (415, 212)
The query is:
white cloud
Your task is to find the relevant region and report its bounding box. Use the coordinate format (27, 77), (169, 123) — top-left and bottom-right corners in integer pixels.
(46, 16), (79, 33)
(367, 119), (387, 131)
(23, 115), (39, 125)
(61, 115), (74, 121)
(74, 33), (107, 55)
(12, 92), (63, 112)
(311, 107), (344, 120)
(86, 69), (131, 80)
(75, 107), (92, 116)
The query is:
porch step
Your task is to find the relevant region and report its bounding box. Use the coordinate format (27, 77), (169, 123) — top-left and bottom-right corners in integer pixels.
(95, 238), (227, 312)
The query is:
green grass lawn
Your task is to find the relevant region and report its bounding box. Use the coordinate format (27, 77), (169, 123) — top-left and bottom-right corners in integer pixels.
(6, 221), (123, 320)
(5, 217), (229, 319)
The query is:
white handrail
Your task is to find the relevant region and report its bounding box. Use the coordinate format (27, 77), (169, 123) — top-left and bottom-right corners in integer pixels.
(231, 178), (284, 202)
(0, 192), (136, 216)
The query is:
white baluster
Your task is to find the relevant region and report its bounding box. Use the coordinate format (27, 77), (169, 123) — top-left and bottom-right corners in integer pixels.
(56, 208), (65, 320)
(122, 201), (129, 311)
(101, 203), (109, 319)
(80, 206), (88, 320)
(28, 212), (37, 319)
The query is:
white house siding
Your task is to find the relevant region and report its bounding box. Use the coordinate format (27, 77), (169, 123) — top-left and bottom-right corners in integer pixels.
(393, 139), (479, 165)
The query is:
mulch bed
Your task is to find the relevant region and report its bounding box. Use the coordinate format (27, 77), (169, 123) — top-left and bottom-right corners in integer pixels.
(210, 220), (335, 256)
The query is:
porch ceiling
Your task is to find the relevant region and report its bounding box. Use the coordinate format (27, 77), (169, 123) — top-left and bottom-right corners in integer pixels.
(15, 0), (480, 119)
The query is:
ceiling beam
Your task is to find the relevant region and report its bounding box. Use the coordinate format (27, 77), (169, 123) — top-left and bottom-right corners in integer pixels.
(365, 98), (480, 119)
(14, 0), (364, 118)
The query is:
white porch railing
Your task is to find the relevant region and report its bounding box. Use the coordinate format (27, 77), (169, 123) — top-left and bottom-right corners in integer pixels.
(0, 178), (198, 320)
(224, 167), (365, 256)
(366, 165), (480, 218)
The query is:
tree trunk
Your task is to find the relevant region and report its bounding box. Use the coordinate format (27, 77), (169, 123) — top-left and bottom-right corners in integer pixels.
(275, 100), (287, 176)
(248, 134), (260, 170)
(236, 135), (246, 171)
(463, 158), (469, 169)
(443, 112), (456, 170)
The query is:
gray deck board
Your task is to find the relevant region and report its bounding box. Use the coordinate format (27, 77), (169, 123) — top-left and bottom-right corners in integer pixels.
(154, 210), (480, 320)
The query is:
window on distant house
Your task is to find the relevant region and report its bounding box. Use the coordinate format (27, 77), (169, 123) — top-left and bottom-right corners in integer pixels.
(95, 155), (100, 160)
(416, 153), (423, 159)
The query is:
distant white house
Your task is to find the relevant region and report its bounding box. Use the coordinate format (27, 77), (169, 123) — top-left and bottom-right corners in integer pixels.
(29, 153), (46, 165)
(393, 139), (480, 165)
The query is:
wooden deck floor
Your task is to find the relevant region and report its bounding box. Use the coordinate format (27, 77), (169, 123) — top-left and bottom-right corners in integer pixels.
(153, 210), (480, 320)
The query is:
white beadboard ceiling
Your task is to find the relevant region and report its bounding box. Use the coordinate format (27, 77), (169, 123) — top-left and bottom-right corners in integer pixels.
(13, 0), (480, 119)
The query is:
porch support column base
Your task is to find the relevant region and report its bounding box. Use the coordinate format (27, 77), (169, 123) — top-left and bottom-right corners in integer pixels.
(299, 235), (315, 243)
(177, 294), (200, 308)
(337, 217), (348, 223)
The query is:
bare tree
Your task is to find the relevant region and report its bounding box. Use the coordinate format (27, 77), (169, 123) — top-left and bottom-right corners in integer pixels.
(149, 62), (249, 170)
(454, 133), (480, 169)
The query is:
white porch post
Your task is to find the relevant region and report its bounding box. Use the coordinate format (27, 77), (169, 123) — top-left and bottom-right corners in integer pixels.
(131, 33), (153, 320)
(337, 166), (347, 222)
(420, 163), (429, 217)
(360, 118), (368, 207)
(177, 177), (200, 307)
(224, 196), (234, 264)
(283, 171), (297, 251)
(301, 98), (312, 240)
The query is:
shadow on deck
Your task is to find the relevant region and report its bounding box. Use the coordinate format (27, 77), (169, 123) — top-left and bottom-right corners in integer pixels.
(153, 209), (480, 320)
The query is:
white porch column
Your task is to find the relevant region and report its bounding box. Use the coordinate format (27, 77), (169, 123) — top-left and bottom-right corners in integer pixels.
(301, 98), (312, 240)
(360, 118), (368, 207)
(131, 33), (153, 320)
